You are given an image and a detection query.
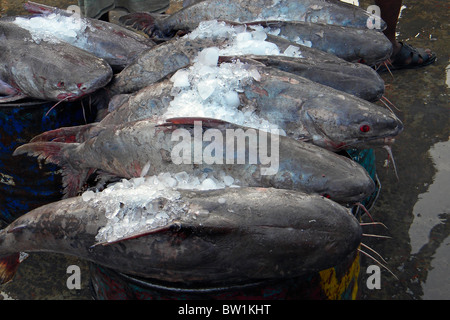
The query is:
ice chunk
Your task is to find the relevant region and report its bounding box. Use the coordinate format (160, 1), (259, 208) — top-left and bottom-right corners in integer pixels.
(197, 47), (219, 67)
(236, 32), (252, 42)
(197, 79), (217, 100)
(223, 91), (240, 109)
(283, 45), (303, 57)
(200, 178), (217, 190)
(82, 190), (95, 202)
(223, 175), (235, 186)
(251, 30), (267, 41)
(171, 69), (190, 87)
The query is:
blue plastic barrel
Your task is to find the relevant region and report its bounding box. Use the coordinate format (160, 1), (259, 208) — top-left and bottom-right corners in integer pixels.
(0, 99), (97, 225)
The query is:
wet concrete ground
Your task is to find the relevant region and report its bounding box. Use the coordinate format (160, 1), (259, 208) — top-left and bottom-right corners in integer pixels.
(0, 0), (449, 300)
(357, 0), (449, 300)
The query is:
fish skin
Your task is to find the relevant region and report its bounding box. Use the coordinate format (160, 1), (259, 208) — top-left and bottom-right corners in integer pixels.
(100, 62), (401, 152)
(0, 21), (113, 102)
(228, 54), (385, 102)
(109, 24), (385, 99)
(252, 20), (393, 65)
(14, 118), (375, 204)
(0, 187), (362, 285)
(109, 35), (220, 95)
(119, 0), (385, 39)
(19, 1), (156, 70)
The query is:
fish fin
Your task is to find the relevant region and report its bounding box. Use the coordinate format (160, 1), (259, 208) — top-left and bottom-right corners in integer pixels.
(12, 142), (88, 198)
(91, 225), (174, 248)
(164, 117), (230, 127)
(30, 123), (99, 143)
(118, 12), (164, 38)
(23, 1), (58, 15)
(0, 79), (19, 96)
(0, 79), (27, 103)
(7, 224), (28, 234)
(0, 253), (21, 284)
(0, 94), (27, 103)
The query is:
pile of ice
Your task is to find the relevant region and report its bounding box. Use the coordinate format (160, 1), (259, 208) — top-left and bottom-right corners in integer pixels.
(188, 20), (304, 57)
(85, 171), (240, 244)
(165, 52), (285, 133)
(13, 13), (87, 45)
(161, 20), (301, 133)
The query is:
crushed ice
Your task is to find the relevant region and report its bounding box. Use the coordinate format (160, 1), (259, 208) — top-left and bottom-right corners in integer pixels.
(13, 13), (87, 45)
(87, 171), (239, 244)
(166, 57), (281, 131)
(188, 20), (304, 57)
(162, 21), (297, 133)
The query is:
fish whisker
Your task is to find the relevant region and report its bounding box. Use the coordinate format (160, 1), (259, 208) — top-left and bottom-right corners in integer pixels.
(355, 202), (374, 222)
(360, 221), (388, 229)
(384, 61), (394, 79)
(381, 95), (401, 112)
(362, 233), (392, 239)
(383, 145), (399, 181)
(45, 96), (70, 117)
(360, 242), (388, 264)
(358, 248), (399, 280)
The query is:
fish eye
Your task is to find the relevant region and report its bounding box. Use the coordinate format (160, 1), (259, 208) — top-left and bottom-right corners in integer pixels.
(322, 193), (331, 199)
(359, 124), (371, 133)
(57, 82), (65, 88)
(77, 83), (87, 91)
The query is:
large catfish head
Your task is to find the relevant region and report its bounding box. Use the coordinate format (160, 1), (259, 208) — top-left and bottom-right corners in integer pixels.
(301, 95), (403, 152)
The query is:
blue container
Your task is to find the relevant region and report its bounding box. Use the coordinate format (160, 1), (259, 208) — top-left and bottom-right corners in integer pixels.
(0, 99), (97, 224)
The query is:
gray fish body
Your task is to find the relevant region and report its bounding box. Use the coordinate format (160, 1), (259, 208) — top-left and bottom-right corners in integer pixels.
(0, 187), (362, 285)
(0, 21), (113, 101)
(258, 20), (392, 65)
(104, 63), (400, 151)
(234, 54), (385, 102)
(14, 119), (375, 204)
(110, 35), (222, 94)
(130, 0), (384, 38)
(110, 28), (385, 100)
(17, 1), (155, 70)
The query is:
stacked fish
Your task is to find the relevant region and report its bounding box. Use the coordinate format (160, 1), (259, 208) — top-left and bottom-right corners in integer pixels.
(0, 0), (402, 288)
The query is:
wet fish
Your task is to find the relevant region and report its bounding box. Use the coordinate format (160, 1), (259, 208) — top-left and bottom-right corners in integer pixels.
(101, 61), (401, 152)
(109, 34), (222, 95)
(0, 187), (362, 285)
(0, 21), (113, 102)
(249, 20), (392, 65)
(11, 1), (156, 70)
(119, 0), (385, 39)
(109, 25), (385, 101)
(230, 54), (385, 102)
(13, 118), (375, 204)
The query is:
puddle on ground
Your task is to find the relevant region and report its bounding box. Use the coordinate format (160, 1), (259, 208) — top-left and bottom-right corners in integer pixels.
(0, 0), (448, 300)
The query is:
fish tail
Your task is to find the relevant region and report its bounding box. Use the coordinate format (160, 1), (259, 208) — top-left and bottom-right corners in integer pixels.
(30, 123), (98, 143)
(13, 142), (87, 198)
(0, 253), (21, 285)
(118, 12), (163, 37)
(23, 1), (57, 15)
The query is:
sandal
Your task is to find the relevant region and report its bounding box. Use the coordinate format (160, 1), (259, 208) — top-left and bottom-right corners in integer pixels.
(376, 42), (436, 72)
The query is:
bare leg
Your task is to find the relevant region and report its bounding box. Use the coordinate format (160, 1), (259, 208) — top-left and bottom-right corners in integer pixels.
(374, 0), (403, 55)
(375, 0), (433, 65)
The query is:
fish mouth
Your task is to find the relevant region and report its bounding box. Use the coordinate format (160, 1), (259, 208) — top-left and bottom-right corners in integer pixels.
(57, 92), (83, 101)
